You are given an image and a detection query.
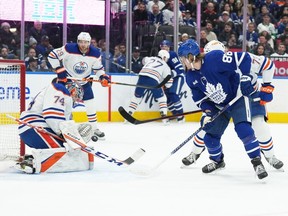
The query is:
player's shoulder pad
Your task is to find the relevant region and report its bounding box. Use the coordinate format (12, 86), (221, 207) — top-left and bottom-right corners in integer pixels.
(169, 50), (178, 58)
(87, 46), (101, 58)
(51, 83), (70, 96)
(65, 43), (80, 54)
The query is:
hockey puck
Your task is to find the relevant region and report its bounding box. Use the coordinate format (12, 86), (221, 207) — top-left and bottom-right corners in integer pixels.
(91, 135), (98, 142)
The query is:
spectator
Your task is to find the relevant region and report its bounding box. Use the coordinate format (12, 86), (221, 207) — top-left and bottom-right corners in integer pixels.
(110, 45), (126, 73)
(98, 39), (113, 70)
(255, 5), (277, 25)
(26, 57), (40, 72)
(183, 10), (197, 27)
(278, 27), (288, 43)
(216, 11), (234, 34)
(205, 21), (218, 41)
(239, 22), (259, 51)
(221, 3), (239, 22)
(90, 37), (99, 49)
(201, 2), (218, 27)
(185, 0), (197, 19)
(200, 30), (209, 48)
(147, 4), (164, 25)
(178, 33), (189, 47)
(257, 13), (277, 42)
(162, 0), (184, 26)
(258, 34), (274, 56)
(259, 30), (275, 49)
(35, 35), (54, 59)
(218, 22), (237, 46)
(260, 0), (280, 19)
(270, 43), (288, 61)
(277, 14), (288, 35)
(24, 47), (37, 67)
(134, 2), (149, 23)
(0, 22), (17, 54)
(0, 46), (17, 59)
(131, 46), (143, 73)
(147, 0), (165, 13)
(39, 58), (50, 71)
(227, 33), (240, 48)
(28, 20), (48, 45)
(253, 44), (266, 56)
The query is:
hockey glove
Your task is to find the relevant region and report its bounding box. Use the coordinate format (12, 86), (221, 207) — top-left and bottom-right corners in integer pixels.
(99, 74), (111, 87)
(259, 83), (274, 105)
(200, 112), (215, 132)
(240, 75), (254, 96)
(55, 66), (67, 85)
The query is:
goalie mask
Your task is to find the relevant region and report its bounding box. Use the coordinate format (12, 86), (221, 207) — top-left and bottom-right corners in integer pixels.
(66, 81), (84, 103)
(204, 40), (225, 54)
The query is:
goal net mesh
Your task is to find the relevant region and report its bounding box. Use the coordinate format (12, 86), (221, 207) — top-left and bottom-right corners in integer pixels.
(0, 60), (25, 160)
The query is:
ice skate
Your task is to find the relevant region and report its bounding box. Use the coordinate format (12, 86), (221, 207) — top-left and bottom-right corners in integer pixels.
(182, 152), (201, 167)
(251, 157), (268, 179)
(264, 155), (284, 170)
(160, 111), (170, 125)
(14, 155), (35, 174)
(177, 116), (185, 123)
(202, 159), (225, 173)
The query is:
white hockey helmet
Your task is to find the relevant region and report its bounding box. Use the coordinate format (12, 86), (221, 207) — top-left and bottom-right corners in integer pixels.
(203, 40), (225, 54)
(158, 50), (170, 62)
(77, 32), (91, 45)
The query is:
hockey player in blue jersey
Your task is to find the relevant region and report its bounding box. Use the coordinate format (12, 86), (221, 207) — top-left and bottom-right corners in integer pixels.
(48, 32), (110, 140)
(160, 40), (186, 122)
(181, 40), (283, 171)
(178, 39), (268, 179)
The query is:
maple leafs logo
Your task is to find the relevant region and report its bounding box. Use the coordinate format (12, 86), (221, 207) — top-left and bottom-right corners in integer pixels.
(205, 82), (227, 104)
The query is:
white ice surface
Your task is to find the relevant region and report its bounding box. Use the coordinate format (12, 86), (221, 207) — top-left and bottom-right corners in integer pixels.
(1, 122), (288, 216)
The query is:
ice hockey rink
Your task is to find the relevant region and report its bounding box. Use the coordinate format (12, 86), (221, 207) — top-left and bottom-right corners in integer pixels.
(1, 121), (288, 216)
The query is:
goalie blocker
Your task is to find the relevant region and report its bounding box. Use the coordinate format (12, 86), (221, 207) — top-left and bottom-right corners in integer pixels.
(16, 120), (94, 174)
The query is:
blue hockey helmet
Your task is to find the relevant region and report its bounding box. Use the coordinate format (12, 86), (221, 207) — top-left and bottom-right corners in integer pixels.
(178, 39), (200, 57)
(160, 40), (171, 47)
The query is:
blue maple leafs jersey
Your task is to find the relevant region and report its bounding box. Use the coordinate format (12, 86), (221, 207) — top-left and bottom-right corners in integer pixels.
(167, 50), (185, 77)
(186, 50), (252, 108)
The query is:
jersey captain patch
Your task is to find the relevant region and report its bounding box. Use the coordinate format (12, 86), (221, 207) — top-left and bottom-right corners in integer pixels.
(73, 61), (88, 74)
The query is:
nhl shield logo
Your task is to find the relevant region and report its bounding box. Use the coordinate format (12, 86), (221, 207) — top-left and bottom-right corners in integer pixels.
(74, 62), (88, 74)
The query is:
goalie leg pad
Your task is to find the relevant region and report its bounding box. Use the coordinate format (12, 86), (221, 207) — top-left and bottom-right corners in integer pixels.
(32, 148), (94, 173)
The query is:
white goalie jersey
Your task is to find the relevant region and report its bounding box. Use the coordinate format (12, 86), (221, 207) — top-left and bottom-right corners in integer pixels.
(48, 43), (105, 79)
(19, 83), (73, 136)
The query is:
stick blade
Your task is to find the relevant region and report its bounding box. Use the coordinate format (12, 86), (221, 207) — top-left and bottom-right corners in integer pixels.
(118, 106), (140, 124)
(122, 148), (146, 165)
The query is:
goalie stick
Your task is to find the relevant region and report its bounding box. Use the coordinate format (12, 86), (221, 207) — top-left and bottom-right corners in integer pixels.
(118, 106), (202, 124)
(69, 75), (172, 89)
(130, 95), (243, 176)
(6, 114), (145, 167)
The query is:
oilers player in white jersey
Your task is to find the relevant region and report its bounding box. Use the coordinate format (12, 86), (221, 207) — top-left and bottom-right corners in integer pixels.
(16, 79), (94, 174)
(178, 39), (268, 179)
(182, 40), (284, 170)
(160, 40), (186, 122)
(48, 32), (110, 140)
(125, 50), (172, 124)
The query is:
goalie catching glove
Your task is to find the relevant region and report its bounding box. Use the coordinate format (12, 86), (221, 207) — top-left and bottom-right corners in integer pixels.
(259, 83), (274, 105)
(99, 74), (111, 87)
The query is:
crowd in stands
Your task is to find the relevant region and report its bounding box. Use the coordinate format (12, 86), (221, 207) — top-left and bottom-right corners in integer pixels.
(1, 0), (288, 73)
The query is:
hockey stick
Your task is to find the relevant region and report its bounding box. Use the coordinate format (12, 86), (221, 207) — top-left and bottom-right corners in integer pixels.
(118, 106), (202, 124)
(69, 75), (172, 89)
(130, 94), (243, 176)
(6, 114), (145, 167)
(104, 57), (137, 74)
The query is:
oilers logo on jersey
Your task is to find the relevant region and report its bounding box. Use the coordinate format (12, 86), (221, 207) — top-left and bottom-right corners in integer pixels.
(73, 61), (88, 74)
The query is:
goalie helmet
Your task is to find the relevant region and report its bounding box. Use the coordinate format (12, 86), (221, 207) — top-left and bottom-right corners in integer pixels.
(77, 32), (91, 45)
(204, 40), (225, 54)
(158, 50), (170, 62)
(66, 81), (84, 103)
(178, 39), (200, 57)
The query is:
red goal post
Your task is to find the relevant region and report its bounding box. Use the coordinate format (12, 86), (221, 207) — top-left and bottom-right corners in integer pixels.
(0, 59), (26, 160)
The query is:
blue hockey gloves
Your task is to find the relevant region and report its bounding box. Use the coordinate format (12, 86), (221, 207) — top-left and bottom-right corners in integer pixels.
(240, 75), (255, 96)
(259, 83), (274, 105)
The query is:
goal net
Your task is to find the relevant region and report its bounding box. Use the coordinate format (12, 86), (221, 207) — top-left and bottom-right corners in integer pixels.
(0, 60), (25, 160)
